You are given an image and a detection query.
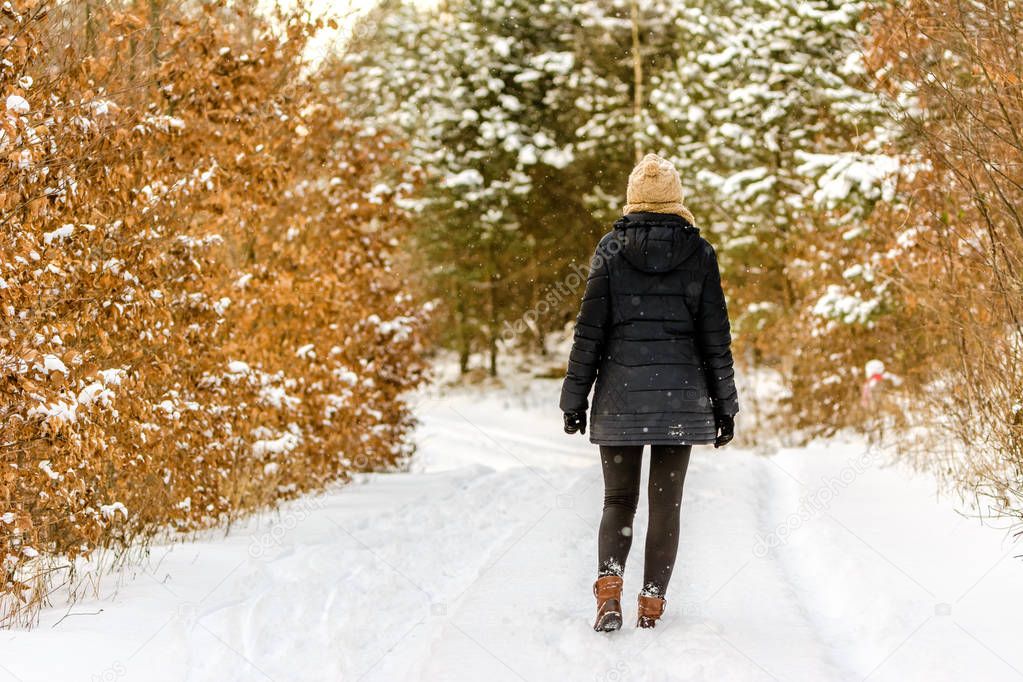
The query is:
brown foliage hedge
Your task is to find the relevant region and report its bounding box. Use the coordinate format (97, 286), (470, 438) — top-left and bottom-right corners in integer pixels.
(861, 0), (1023, 512)
(778, 1), (1023, 516)
(0, 1), (427, 625)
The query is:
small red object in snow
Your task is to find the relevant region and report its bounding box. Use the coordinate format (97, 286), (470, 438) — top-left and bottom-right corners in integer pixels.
(861, 360), (886, 407)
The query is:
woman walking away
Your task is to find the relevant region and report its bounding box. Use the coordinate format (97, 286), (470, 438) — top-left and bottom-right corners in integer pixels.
(560, 153), (739, 632)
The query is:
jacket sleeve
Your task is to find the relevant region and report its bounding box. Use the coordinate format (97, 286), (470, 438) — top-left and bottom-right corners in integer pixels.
(696, 245), (739, 417)
(559, 242), (612, 413)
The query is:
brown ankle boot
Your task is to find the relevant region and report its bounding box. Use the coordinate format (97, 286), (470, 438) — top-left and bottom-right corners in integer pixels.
(593, 576), (624, 632)
(637, 594), (665, 628)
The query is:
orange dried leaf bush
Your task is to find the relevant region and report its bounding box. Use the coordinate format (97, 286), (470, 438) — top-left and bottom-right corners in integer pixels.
(859, 0), (1023, 511)
(0, 0), (427, 625)
(778, 0), (1023, 515)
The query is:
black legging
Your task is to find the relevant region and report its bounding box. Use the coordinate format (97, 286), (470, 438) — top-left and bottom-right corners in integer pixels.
(598, 444), (692, 597)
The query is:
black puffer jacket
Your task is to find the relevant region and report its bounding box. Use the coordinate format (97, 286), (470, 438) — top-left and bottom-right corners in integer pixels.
(560, 212), (739, 445)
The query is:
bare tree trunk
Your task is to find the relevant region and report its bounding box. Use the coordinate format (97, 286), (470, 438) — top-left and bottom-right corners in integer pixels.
(630, 0), (644, 163)
(454, 283), (470, 374)
(84, 0), (96, 56)
(149, 0), (162, 66)
(487, 244), (499, 377)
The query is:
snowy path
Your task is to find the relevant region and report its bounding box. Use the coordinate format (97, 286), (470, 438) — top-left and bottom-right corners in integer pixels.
(2, 379), (1022, 682)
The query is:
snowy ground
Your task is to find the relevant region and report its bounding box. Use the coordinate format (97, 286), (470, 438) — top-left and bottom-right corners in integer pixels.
(2, 377), (1021, 682)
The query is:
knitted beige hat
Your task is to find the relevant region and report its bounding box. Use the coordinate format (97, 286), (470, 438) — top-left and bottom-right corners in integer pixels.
(623, 153), (695, 224)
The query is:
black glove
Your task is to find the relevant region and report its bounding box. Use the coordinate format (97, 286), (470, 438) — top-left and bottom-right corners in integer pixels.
(714, 414), (734, 449)
(564, 411), (587, 435)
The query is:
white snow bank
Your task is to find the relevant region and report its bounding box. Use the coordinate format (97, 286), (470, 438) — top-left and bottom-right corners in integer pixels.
(2, 379), (1019, 682)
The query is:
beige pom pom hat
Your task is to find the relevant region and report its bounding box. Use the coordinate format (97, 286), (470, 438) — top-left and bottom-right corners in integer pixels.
(623, 153), (696, 225)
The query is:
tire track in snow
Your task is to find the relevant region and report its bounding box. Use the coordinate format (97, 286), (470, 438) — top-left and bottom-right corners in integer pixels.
(9, 382), (1015, 681)
(749, 455), (855, 681)
(398, 393), (847, 682)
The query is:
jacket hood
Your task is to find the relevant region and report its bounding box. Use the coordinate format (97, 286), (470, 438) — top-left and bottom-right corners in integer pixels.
(613, 212), (702, 274)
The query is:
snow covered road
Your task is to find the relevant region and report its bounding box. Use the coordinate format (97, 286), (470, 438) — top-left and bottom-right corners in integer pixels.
(2, 379), (1022, 682)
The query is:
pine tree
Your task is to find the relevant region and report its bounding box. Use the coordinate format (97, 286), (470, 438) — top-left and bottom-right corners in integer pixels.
(646, 0), (892, 357)
(340, 0), (703, 371)
(342, 0), (598, 372)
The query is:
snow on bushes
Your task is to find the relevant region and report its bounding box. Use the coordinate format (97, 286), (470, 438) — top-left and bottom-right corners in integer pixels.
(0, 1), (426, 626)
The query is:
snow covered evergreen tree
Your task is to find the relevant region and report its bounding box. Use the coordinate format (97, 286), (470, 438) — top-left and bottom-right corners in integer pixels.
(646, 0), (894, 358)
(340, 0), (898, 381)
(341, 0), (711, 370)
(342, 0), (599, 371)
